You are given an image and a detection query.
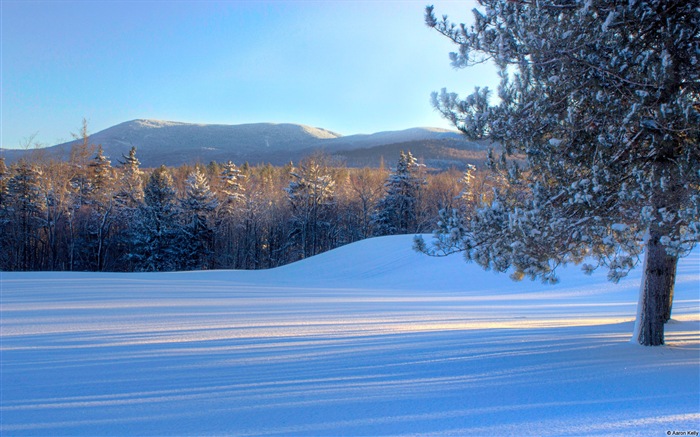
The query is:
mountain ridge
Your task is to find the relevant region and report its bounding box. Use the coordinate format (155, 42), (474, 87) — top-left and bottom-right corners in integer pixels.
(1, 119), (487, 168)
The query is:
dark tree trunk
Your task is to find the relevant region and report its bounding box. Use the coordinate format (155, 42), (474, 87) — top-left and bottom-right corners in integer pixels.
(635, 230), (677, 346)
(662, 256), (678, 323)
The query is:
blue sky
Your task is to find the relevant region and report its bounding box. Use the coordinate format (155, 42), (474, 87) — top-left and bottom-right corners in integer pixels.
(2, 0), (498, 149)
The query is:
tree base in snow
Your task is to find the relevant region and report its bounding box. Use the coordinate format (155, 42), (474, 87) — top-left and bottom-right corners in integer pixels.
(635, 231), (678, 346)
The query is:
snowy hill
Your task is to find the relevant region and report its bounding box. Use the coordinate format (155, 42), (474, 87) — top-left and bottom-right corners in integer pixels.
(2, 235), (698, 436)
(1, 119), (481, 167)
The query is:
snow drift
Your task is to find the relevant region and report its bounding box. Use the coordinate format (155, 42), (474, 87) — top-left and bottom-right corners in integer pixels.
(1, 235), (698, 436)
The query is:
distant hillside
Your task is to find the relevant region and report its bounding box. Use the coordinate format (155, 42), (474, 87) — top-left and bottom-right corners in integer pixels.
(334, 138), (493, 169)
(1, 119), (491, 168)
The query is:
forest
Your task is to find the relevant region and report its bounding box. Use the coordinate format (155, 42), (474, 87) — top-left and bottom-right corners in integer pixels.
(0, 137), (500, 272)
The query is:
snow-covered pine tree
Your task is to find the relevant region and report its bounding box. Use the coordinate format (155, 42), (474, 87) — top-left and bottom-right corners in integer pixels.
(285, 156), (336, 258)
(0, 157), (8, 208)
(68, 146), (111, 207)
(0, 157), (7, 269)
(215, 161), (248, 268)
(181, 168), (218, 270)
(115, 146), (144, 209)
(113, 147), (145, 271)
(38, 164), (69, 271)
(131, 166), (183, 272)
(88, 146), (112, 198)
(3, 161), (46, 270)
(373, 151), (427, 235)
(420, 1), (700, 345)
(459, 164), (477, 205)
(85, 146), (116, 271)
(219, 161), (246, 210)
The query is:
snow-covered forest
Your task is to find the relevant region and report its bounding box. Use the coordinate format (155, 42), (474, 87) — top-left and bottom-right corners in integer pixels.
(0, 144), (494, 272)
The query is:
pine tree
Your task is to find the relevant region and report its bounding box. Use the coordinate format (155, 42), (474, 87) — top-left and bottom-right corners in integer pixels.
(88, 146), (112, 197)
(181, 168), (218, 269)
(3, 161), (45, 270)
(131, 166), (183, 271)
(0, 157), (8, 269)
(459, 164), (477, 205)
(373, 151), (427, 235)
(31, 161), (69, 271)
(214, 161), (248, 268)
(63, 146), (116, 271)
(115, 146), (144, 209)
(65, 141), (103, 270)
(285, 156), (336, 258)
(0, 157), (8, 208)
(114, 146), (144, 271)
(85, 146), (115, 270)
(219, 161), (246, 209)
(421, 1), (700, 345)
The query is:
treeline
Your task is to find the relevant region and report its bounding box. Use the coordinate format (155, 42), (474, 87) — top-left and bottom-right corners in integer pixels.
(0, 142), (499, 272)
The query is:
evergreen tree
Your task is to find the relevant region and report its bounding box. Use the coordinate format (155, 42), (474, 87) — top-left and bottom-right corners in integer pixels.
(115, 146), (144, 209)
(459, 164), (477, 205)
(373, 151), (427, 235)
(214, 161), (248, 268)
(63, 146), (116, 271)
(88, 146), (112, 197)
(0, 157), (8, 208)
(219, 161), (246, 209)
(3, 161), (45, 270)
(131, 166), (183, 271)
(420, 1), (700, 345)
(85, 146), (115, 270)
(0, 157), (8, 268)
(64, 141), (102, 270)
(181, 168), (218, 269)
(114, 146), (144, 271)
(285, 156), (336, 258)
(35, 162), (70, 271)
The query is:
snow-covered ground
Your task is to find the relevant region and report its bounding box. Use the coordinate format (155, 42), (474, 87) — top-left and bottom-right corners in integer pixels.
(1, 235), (698, 436)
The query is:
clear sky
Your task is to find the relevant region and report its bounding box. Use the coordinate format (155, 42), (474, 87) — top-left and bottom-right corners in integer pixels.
(1, 0), (498, 149)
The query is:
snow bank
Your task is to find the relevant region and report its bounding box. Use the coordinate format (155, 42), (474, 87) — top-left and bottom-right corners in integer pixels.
(1, 235), (698, 436)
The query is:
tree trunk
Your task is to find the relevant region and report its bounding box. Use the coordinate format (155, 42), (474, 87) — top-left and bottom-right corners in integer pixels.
(634, 230), (676, 346)
(662, 257), (678, 323)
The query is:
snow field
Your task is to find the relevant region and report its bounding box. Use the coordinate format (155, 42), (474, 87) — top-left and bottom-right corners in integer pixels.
(1, 235), (699, 436)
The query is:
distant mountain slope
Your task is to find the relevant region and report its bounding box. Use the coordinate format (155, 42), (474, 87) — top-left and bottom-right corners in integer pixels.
(334, 138), (493, 169)
(325, 126), (462, 150)
(1, 119), (488, 168)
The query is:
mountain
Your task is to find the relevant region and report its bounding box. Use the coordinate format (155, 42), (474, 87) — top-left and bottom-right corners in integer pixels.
(1, 119), (488, 168)
(334, 138), (493, 169)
